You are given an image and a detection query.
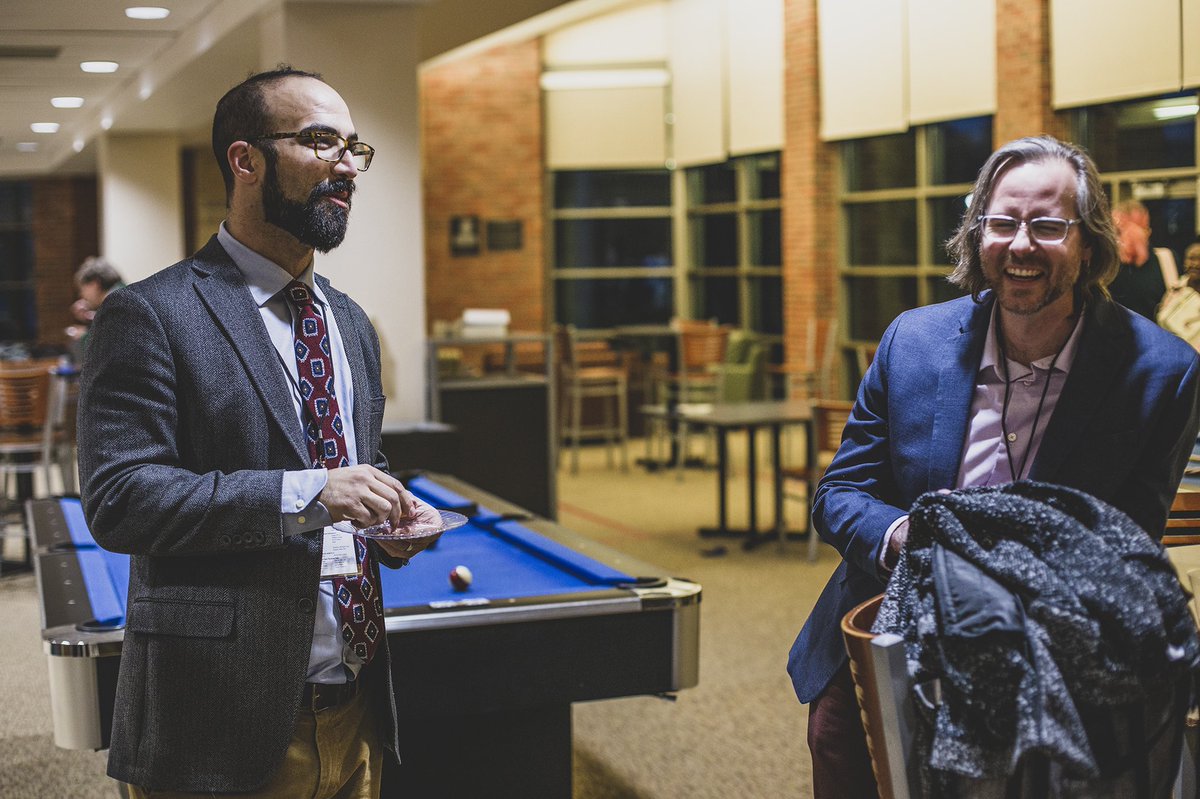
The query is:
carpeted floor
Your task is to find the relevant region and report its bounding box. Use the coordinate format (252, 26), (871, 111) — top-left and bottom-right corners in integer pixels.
(0, 431), (836, 797)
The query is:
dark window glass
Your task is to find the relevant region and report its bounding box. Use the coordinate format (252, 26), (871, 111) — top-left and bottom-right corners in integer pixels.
(554, 170), (671, 208)
(749, 210), (782, 266)
(846, 201), (917, 265)
(688, 162), (738, 204)
(928, 275), (969, 305)
(692, 214), (738, 267)
(746, 153), (781, 199)
(0, 232), (34, 281)
(0, 289), (36, 341)
(556, 278), (674, 328)
(843, 130), (917, 191)
(554, 218), (672, 268)
(846, 276), (918, 340)
(927, 117), (992, 185)
(693, 275), (739, 325)
(0, 182), (32, 224)
(750, 276), (783, 334)
(1075, 93), (1197, 172)
(1142, 196), (1197, 268)
(929, 195), (970, 265)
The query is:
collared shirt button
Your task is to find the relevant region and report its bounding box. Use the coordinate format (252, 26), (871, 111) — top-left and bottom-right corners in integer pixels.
(297, 515), (306, 525)
(294, 499), (306, 511)
(1006, 432), (1018, 442)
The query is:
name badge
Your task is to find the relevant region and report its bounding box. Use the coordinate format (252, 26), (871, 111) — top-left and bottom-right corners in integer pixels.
(321, 527), (361, 578)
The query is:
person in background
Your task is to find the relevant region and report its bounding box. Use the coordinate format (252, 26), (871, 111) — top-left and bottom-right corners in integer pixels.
(1108, 199), (1169, 320)
(65, 256), (124, 359)
(77, 66), (438, 798)
(1184, 239), (1200, 292)
(788, 136), (1200, 798)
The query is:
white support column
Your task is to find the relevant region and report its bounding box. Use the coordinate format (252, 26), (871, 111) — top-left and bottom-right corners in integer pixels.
(97, 133), (186, 283)
(260, 2), (426, 422)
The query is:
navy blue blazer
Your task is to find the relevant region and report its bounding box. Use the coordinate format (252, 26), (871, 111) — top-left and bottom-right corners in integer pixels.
(787, 293), (1200, 704)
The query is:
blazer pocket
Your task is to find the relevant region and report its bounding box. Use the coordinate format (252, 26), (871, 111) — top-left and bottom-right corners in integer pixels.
(126, 597), (235, 639)
(368, 395), (386, 455)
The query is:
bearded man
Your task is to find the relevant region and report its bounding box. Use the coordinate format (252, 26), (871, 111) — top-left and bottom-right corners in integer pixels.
(77, 67), (434, 799)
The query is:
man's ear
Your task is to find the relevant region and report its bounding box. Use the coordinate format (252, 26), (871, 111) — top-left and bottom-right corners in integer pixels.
(227, 141), (258, 185)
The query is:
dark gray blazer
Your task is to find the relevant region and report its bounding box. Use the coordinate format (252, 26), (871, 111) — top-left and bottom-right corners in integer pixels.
(77, 236), (399, 793)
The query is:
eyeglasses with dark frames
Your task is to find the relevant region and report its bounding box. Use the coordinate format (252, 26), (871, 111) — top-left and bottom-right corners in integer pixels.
(250, 130), (374, 171)
(979, 214), (1080, 245)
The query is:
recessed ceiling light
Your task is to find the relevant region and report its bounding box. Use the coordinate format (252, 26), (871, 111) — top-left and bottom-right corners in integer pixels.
(73, 139), (85, 153)
(16, 142), (38, 153)
(81, 61), (119, 74)
(31, 122), (60, 134)
(125, 6), (170, 20)
(51, 96), (85, 109)
(101, 116), (114, 130)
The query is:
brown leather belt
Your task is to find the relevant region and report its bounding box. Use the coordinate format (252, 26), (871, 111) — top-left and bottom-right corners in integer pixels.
(302, 677), (362, 712)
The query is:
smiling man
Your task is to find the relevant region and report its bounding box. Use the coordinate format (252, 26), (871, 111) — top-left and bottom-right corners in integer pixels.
(787, 136), (1200, 798)
(77, 67), (435, 799)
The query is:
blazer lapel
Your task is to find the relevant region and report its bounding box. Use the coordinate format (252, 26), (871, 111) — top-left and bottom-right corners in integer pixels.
(927, 298), (992, 490)
(191, 237), (308, 464)
(1030, 299), (1128, 480)
(317, 276), (372, 465)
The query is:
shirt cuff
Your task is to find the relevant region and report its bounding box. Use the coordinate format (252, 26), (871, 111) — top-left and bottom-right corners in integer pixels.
(282, 469), (331, 536)
(877, 514), (909, 572)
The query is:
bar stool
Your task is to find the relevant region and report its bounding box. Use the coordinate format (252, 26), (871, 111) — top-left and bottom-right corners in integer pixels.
(554, 324), (629, 474)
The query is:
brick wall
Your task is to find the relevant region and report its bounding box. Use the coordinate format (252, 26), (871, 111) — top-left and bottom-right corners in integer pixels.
(995, 0), (1067, 144)
(782, 0), (839, 394)
(421, 40), (544, 336)
(32, 177), (99, 345)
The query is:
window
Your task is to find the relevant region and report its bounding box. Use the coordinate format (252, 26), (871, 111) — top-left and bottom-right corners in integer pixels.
(839, 117), (990, 386)
(1073, 92), (1198, 268)
(0, 182), (37, 341)
(550, 169), (673, 328)
(686, 153), (783, 349)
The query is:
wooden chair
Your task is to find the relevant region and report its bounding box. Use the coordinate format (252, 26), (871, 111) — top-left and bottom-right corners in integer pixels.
(0, 359), (60, 574)
(1164, 491), (1200, 547)
(781, 399), (854, 559)
(842, 594), (917, 799)
(651, 319), (730, 470)
(554, 324), (629, 475)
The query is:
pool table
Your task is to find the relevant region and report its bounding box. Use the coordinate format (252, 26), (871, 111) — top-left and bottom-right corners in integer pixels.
(33, 473), (701, 797)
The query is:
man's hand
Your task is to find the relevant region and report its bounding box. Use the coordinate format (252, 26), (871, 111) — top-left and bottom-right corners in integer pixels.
(319, 465), (413, 530)
(374, 498), (444, 561)
(883, 517), (909, 572)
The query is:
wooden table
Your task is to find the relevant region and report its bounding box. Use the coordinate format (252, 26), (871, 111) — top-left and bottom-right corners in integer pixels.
(641, 399), (815, 552)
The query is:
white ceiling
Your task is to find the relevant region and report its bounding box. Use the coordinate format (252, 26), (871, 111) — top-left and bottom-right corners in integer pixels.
(0, 0), (610, 178)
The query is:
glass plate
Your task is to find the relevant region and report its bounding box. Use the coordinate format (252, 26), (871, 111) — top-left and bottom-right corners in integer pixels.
(332, 509), (469, 541)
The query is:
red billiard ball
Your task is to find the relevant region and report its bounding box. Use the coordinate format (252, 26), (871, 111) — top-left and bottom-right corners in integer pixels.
(449, 565), (473, 591)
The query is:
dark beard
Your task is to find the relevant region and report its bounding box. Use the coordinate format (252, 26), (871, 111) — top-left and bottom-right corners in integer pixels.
(261, 151), (354, 253)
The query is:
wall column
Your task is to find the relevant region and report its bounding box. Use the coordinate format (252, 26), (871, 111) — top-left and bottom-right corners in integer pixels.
(259, 1), (426, 421)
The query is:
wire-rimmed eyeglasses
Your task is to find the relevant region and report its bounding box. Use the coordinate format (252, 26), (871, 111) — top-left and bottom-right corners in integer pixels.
(251, 130), (374, 171)
(979, 214), (1080, 245)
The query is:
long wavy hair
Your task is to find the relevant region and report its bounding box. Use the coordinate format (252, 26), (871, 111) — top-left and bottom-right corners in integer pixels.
(946, 136), (1118, 301)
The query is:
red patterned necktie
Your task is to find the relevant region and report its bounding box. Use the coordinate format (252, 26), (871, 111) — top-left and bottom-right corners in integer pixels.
(285, 279), (383, 665)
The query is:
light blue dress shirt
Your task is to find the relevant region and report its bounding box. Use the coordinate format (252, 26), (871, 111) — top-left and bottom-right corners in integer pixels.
(217, 223), (363, 683)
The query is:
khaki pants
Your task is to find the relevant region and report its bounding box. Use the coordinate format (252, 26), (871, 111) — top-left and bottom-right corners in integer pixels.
(125, 685), (384, 799)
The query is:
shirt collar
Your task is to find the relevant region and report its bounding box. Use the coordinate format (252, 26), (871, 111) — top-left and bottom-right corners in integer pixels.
(979, 301), (1085, 379)
(217, 222), (319, 308)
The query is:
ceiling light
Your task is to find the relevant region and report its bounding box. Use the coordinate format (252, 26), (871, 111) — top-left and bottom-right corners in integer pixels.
(16, 142), (38, 153)
(80, 61), (119, 74)
(31, 122), (60, 134)
(100, 116), (114, 130)
(125, 6), (170, 20)
(540, 68), (670, 91)
(73, 139), (85, 153)
(51, 96), (85, 109)
(1152, 103), (1199, 121)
